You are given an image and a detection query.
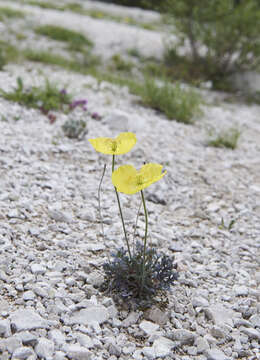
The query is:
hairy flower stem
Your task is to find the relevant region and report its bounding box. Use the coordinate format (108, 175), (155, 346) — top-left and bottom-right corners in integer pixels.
(141, 189), (148, 293)
(98, 164), (106, 239)
(112, 155), (132, 260)
(133, 199), (142, 254)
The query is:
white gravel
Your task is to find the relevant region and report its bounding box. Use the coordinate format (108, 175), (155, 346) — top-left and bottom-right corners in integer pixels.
(0, 1), (260, 360)
(0, 0), (167, 60)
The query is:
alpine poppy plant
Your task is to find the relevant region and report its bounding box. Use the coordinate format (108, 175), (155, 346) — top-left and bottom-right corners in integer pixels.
(89, 131), (176, 302)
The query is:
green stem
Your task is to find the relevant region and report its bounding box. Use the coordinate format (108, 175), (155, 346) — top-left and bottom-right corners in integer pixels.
(112, 155), (132, 259)
(98, 164), (106, 240)
(132, 199), (142, 255)
(141, 189), (148, 292)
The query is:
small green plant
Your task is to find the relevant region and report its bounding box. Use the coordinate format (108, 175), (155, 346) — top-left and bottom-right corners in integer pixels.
(105, 0), (163, 11)
(127, 48), (142, 59)
(163, 46), (208, 86)
(62, 118), (87, 139)
(245, 91), (260, 105)
(24, 50), (72, 67)
(208, 128), (240, 149)
(138, 77), (202, 124)
(144, 61), (165, 78)
(35, 25), (93, 51)
(219, 217), (236, 231)
(24, 48), (99, 70)
(103, 243), (178, 305)
(64, 2), (83, 12)
(26, 1), (62, 10)
(89, 133), (178, 305)
(109, 54), (133, 73)
(0, 49), (6, 70)
(0, 41), (21, 65)
(0, 7), (25, 21)
(0, 77), (72, 114)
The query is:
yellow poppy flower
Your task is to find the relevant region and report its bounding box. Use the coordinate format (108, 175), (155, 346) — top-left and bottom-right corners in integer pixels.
(112, 163), (166, 195)
(89, 132), (136, 155)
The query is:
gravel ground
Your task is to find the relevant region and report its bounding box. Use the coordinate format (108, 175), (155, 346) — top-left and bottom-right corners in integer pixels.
(0, 1), (260, 360)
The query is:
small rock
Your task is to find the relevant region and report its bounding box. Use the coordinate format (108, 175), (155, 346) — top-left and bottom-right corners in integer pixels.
(0, 319), (11, 337)
(153, 336), (175, 357)
(169, 243), (183, 252)
(87, 272), (104, 287)
(192, 296), (209, 308)
(18, 331), (38, 347)
(31, 264), (46, 275)
(146, 193), (167, 205)
(142, 346), (156, 360)
(48, 329), (65, 348)
(195, 336), (210, 354)
(206, 348), (229, 360)
(145, 307), (169, 326)
(233, 285), (248, 297)
(132, 349), (143, 360)
(139, 320), (159, 335)
(66, 344), (92, 360)
(224, 347), (232, 357)
(207, 203), (220, 212)
(33, 286), (48, 298)
(234, 318), (252, 328)
(29, 227), (40, 236)
(7, 209), (20, 219)
(10, 309), (49, 332)
(76, 210), (95, 222)
(241, 327), (260, 340)
(210, 326), (226, 339)
(35, 338), (54, 359)
(65, 277), (76, 286)
(77, 334), (93, 349)
(109, 343), (121, 357)
(169, 329), (196, 345)
(233, 337), (242, 352)
(23, 291), (35, 301)
(122, 312), (140, 327)
(0, 270), (8, 282)
(104, 111), (129, 131)
(68, 306), (109, 325)
(238, 349), (252, 358)
(5, 335), (22, 354)
(48, 209), (72, 223)
(53, 351), (66, 360)
(107, 305), (118, 319)
(249, 314), (260, 328)
(0, 339), (7, 352)
(12, 346), (35, 359)
(204, 304), (238, 327)
(255, 271), (260, 285)
(122, 343), (136, 355)
(90, 321), (101, 334)
(84, 243), (106, 252)
(187, 346), (197, 356)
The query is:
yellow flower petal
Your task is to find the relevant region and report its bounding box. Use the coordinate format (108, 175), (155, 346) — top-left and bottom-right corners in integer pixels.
(112, 163), (166, 195)
(88, 132), (136, 155)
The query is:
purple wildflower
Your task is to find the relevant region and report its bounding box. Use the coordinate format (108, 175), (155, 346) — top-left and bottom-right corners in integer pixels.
(69, 99), (88, 110)
(48, 113), (57, 124)
(91, 112), (101, 120)
(60, 88), (67, 96)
